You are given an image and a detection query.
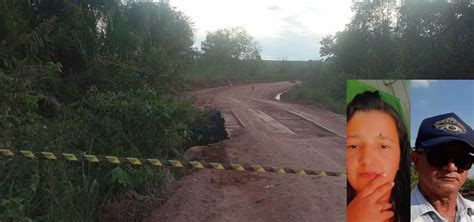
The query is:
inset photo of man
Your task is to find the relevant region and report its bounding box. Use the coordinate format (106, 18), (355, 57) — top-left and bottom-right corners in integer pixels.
(410, 80), (474, 222)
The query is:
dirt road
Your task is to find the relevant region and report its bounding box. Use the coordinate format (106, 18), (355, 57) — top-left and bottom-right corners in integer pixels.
(146, 81), (346, 221)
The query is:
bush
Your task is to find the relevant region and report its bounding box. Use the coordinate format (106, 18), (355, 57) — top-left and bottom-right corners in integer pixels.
(0, 88), (199, 220)
(74, 88), (194, 158)
(281, 62), (345, 114)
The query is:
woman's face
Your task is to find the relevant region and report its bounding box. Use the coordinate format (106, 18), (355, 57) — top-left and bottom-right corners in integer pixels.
(347, 110), (401, 193)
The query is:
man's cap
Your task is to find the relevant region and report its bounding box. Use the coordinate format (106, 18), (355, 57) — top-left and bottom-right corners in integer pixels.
(415, 113), (474, 152)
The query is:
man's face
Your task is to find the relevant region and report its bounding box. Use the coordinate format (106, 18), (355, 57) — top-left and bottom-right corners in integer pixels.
(413, 142), (471, 197)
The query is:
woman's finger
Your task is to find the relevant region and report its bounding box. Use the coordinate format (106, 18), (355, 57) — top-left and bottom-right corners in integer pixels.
(380, 202), (393, 211)
(373, 202), (392, 214)
(367, 181), (395, 202)
(379, 210), (395, 221)
(358, 173), (388, 198)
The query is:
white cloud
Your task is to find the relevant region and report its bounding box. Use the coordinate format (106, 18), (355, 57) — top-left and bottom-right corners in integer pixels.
(169, 0), (353, 60)
(259, 32), (322, 60)
(411, 80), (437, 89)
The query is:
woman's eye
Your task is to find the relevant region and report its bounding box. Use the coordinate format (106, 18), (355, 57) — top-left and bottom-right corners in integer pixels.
(347, 144), (359, 149)
(381, 144), (391, 149)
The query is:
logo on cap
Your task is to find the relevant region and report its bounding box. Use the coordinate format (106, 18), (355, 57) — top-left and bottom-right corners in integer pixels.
(433, 117), (467, 134)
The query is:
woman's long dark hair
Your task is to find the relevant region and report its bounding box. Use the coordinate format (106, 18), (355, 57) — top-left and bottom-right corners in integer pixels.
(347, 91), (410, 222)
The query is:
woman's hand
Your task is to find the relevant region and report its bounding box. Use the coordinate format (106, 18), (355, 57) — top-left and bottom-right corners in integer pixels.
(347, 174), (395, 222)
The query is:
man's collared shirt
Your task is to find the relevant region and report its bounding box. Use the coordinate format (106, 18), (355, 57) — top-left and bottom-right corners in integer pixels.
(411, 184), (474, 222)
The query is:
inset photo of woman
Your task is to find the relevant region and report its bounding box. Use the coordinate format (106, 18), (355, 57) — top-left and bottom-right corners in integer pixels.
(346, 80), (411, 222)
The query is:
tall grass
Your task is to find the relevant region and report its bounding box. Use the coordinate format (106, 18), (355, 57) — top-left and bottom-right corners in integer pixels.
(183, 60), (318, 89)
(0, 88), (227, 221)
(281, 62), (345, 114)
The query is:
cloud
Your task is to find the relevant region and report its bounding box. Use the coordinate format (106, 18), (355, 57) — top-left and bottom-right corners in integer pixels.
(258, 32), (322, 60)
(267, 5), (281, 11)
(170, 0), (353, 60)
(412, 80), (437, 89)
(282, 15), (306, 32)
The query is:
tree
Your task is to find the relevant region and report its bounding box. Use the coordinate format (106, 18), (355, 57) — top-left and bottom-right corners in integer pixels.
(319, 35), (336, 58)
(395, 2), (474, 78)
(200, 27), (261, 63)
(463, 178), (474, 191)
(319, 1), (398, 79)
(0, 0), (199, 220)
(319, 1), (474, 79)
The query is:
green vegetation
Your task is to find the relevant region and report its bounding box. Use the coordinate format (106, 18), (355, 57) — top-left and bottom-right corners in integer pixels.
(284, 1), (473, 114)
(184, 59), (315, 89)
(0, 0), (213, 220)
(463, 178), (474, 191)
(281, 61), (345, 114)
(322, 1), (473, 79)
(183, 27), (315, 89)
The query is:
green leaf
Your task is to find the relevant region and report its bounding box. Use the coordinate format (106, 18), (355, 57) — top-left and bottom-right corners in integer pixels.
(111, 167), (131, 187)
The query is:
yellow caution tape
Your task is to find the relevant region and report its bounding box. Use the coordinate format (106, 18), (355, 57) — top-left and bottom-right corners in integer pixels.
(41, 152), (56, 160)
(63, 153), (78, 161)
(126, 157), (142, 165)
(251, 165), (265, 173)
(84, 154), (99, 162)
(273, 167), (286, 174)
(317, 171), (327, 176)
(20, 150), (35, 158)
(169, 160), (183, 168)
(210, 163), (225, 170)
(189, 161), (204, 169)
(0, 149), (345, 177)
(105, 156), (121, 164)
(0, 149), (14, 156)
(148, 159), (162, 166)
(230, 164), (245, 171)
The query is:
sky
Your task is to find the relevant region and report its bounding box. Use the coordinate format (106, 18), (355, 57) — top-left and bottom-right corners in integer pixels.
(169, 0), (354, 60)
(410, 80), (474, 177)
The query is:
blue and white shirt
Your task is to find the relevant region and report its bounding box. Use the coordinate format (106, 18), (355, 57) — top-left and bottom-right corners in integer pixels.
(411, 184), (474, 222)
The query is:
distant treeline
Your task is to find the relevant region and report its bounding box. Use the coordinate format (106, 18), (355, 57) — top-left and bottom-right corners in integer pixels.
(321, 1), (473, 79)
(181, 26), (318, 88)
(284, 1), (474, 114)
(184, 59), (320, 89)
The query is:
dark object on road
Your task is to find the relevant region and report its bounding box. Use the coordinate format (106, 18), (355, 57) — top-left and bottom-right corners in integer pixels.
(190, 110), (228, 146)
